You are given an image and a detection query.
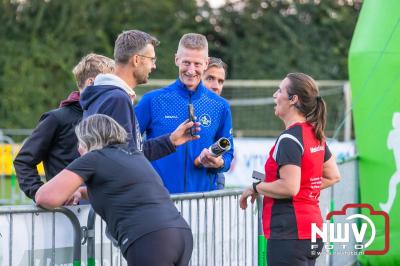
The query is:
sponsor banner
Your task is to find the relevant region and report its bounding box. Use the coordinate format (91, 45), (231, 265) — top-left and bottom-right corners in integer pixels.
(225, 138), (355, 187)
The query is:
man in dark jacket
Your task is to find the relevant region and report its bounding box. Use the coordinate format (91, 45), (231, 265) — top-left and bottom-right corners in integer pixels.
(14, 54), (115, 201)
(80, 30), (199, 161)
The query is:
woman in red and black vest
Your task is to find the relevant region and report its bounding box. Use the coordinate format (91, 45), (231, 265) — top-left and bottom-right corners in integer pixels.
(240, 73), (341, 266)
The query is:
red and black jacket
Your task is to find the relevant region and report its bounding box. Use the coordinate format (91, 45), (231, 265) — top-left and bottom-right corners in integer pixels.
(262, 122), (331, 239)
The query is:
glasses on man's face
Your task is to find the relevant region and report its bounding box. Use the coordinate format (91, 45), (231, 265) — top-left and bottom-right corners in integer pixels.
(137, 54), (157, 64)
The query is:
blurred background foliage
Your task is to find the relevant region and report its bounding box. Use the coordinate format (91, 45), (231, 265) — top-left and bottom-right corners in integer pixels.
(0, 0), (361, 129)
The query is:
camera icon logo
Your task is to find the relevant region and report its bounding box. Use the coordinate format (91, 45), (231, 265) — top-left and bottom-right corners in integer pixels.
(311, 203), (389, 255)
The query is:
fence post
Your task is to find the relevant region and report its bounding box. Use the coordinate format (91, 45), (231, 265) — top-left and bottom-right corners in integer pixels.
(256, 195), (266, 266)
(55, 207), (82, 266)
(86, 207), (96, 266)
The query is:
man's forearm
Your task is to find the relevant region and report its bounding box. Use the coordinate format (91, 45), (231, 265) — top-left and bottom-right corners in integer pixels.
(143, 134), (176, 161)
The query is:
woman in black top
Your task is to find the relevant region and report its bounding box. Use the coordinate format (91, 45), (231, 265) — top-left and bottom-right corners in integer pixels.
(36, 114), (193, 266)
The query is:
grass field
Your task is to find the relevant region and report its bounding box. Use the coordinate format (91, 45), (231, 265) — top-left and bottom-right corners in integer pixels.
(0, 175), (31, 205)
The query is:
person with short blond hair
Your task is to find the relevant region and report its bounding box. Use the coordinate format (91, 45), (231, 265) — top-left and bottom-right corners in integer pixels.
(14, 53), (115, 201)
(136, 33), (235, 193)
(72, 53), (115, 90)
(177, 33), (208, 52)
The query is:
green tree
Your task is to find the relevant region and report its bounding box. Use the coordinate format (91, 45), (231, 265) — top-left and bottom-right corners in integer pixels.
(0, 0), (361, 129)
(216, 0), (361, 79)
(0, 0), (206, 128)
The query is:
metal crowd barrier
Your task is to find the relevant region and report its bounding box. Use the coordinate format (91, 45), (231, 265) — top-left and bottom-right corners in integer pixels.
(83, 208), (126, 266)
(172, 189), (258, 266)
(84, 188), (260, 266)
(0, 157), (358, 266)
(0, 205), (82, 266)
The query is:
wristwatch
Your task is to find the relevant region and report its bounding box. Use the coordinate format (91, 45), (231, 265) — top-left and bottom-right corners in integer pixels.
(252, 181), (261, 193)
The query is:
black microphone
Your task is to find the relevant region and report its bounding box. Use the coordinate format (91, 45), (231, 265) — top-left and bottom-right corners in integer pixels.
(188, 103), (197, 136)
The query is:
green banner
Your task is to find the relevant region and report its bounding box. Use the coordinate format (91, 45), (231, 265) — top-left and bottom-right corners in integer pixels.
(349, 0), (400, 264)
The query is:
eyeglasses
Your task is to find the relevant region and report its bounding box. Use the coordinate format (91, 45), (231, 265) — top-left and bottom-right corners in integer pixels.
(137, 54), (157, 64)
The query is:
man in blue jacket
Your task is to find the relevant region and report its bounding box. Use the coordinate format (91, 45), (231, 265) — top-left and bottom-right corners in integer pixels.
(80, 30), (199, 161)
(136, 33), (234, 193)
(203, 57), (229, 189)
(203, 57), (227, 97)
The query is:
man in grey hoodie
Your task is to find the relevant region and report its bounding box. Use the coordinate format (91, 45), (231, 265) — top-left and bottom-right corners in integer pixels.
(80, 30), (199, 161)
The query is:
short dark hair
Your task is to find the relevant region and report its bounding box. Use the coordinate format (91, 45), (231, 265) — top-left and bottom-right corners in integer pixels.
(114, 30), (159, 64)
(207, 57), (228, 74)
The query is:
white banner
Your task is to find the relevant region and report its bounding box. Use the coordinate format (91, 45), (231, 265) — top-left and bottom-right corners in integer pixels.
(226, 138), (355, 187)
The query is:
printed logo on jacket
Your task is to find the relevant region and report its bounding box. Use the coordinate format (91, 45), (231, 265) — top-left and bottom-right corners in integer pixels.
(199, 114), (211, 127)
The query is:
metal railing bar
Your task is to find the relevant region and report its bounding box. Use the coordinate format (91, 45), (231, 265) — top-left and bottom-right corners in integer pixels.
(0, 206), (82, 265)
(212, 197), (216, 266)
(204, 197), (208, 265)
(236, 195), (239, 266)
(52, 212), (55, 266)
(9, 213), (12, 266)
(87, 207), (96, 266)
(244, 206), (247, 266)
(196, 198), (200, 266)
(171, 189), (244, 201)
(31, 213), (34, 266)
(221, 197), (224, 266)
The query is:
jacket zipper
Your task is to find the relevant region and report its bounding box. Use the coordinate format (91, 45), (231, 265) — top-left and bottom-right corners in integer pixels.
(184, 92), (193, 192)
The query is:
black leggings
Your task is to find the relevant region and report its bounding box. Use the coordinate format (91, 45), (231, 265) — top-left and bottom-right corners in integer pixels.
(124, 228), (193, 266)
(267, 239), (323, 266)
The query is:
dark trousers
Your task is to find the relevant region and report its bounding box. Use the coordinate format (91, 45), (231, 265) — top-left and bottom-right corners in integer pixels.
(267, 238), (324, 266)
(125, 228), (193, 266)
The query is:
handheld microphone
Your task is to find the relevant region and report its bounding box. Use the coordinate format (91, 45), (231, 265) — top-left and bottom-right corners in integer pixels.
(194, 137), (231, 167)
(188, 103), (197, 136)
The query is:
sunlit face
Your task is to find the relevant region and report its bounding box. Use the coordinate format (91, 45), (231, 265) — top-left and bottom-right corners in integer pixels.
(203, 66), (225, 96)
(175, 47), (208, 90)
(134, 44), (156, 85)
(273, 77), (293, 119)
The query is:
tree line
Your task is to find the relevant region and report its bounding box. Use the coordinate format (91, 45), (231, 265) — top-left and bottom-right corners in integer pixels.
(0, 0), (361, 129)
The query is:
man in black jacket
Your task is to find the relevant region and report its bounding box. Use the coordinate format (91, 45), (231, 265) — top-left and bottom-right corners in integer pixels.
(14, 54), (115, 201)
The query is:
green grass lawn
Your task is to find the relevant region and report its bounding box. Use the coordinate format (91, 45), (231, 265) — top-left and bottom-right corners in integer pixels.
(0, 175), (31, 205)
